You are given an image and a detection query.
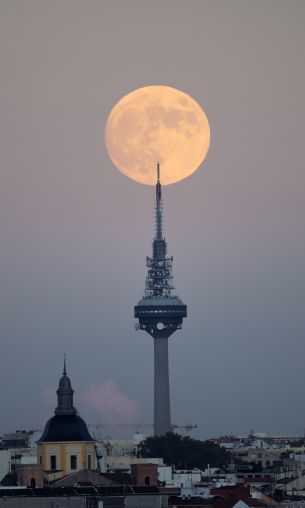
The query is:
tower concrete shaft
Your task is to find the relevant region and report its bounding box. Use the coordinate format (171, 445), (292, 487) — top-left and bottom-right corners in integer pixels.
(134, 164), (187, 436)
(154, 337), (170, 435)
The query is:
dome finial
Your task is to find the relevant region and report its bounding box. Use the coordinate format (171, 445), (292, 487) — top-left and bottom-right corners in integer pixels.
(63, 353), (67, 376)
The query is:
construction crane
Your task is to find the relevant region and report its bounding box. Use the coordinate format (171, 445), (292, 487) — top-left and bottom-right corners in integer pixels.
(171, 424), (198, 435)
(88, 423), (152, 440)
(88, 423), (197, 439)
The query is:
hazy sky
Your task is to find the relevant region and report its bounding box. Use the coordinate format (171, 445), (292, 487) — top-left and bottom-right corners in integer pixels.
(0, 0), (305, 439)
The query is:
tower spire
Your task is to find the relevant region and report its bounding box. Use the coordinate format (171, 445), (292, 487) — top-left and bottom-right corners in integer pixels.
(55, 357), (76, 415)
(63, 353), (67, 376)
(155, 162), (162, 241)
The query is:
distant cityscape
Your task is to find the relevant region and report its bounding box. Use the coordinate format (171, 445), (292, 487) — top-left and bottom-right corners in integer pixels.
(2, 381), (305, 508)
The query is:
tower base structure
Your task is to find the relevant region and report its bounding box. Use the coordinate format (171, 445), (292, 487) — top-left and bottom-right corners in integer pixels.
(135, 297), (187, 436)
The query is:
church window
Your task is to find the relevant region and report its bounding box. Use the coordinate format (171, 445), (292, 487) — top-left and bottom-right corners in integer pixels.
(50, 455), (57, 470)
(70, 455), (77, 470)
(87, 454), (91, 469)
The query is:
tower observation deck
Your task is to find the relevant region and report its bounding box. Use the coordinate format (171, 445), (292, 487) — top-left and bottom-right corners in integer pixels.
(134, 164), (187, 436)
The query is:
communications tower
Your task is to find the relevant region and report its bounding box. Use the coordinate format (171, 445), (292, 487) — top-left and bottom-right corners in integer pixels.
(134, 164), (187, 436)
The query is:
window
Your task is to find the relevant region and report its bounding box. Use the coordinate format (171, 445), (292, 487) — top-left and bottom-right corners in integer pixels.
(87, 454), (91, 470)
(145, 476), (150, 485)
(70, 455), (77, 470)
(39, 455), (42, 465)
(50, 455), (57, 470)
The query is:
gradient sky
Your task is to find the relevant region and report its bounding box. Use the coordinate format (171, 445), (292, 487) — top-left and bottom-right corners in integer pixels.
(0, 0), (305, 439)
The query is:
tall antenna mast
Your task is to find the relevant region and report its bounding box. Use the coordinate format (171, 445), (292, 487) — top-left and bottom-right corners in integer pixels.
(134, 163), (187, 435)
(155, 162), (162, 241)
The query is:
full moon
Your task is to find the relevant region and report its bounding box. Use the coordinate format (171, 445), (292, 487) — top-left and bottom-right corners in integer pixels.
(105, 85), (210, 185)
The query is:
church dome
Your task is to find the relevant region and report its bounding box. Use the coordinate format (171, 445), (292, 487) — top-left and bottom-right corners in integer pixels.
(58, 374), (73, 391)
(38, 357), (94, 443)
(38, 414), (94, 443)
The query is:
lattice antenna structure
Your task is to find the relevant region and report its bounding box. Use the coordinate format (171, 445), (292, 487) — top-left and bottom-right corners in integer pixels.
(144, 163), (175, 299)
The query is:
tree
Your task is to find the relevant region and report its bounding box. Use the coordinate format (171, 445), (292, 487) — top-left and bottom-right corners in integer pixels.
(138, 432), (230, 470)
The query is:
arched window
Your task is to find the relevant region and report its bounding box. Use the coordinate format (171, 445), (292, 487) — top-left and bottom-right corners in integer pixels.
(30, 478), (36, 488)
(70, 455), (77, 470)
(144, 476), (150, 485)
(50, 455), (57, 470)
